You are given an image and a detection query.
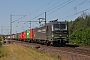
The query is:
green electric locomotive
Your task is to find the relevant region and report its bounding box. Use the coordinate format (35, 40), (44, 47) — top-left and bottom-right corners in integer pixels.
(33, 19), (68, 46)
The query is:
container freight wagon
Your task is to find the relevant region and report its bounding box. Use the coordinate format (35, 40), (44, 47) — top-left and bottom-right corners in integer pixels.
(15, 31), (25, 41)
(18, 29), (33, 42)
(11, 20), (68, 46)
(26, 30), (30, 38)
(18, 32), (22, 38)
(22, 31), (26, 39)
(11, 34), (15, 38)
(16, 33), (18, 40)
(25, 30), (30, 42)
(33, 20), (68, 46)
(30, 29), (33, 39)
(17, 32), (22, 41)
(25, 29), (33, 41)
(14, 34), (16, 38)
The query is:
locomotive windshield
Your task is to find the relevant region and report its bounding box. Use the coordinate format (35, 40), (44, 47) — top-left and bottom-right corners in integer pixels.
(53, 24), (67, 30)
(53, 24), (59, 30)
(60, 24), (66, 29)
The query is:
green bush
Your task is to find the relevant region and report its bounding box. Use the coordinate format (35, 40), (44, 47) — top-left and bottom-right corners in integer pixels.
(0, 51), (4, 57)
(0, 38), (2, 46)
(69, 28), (90, 46)
(0, 46), (7, 58)
(0, 43), (2, 46)
(0, 38), (2, 41)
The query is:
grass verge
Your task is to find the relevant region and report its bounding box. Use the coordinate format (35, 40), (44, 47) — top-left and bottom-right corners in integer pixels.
(0, 43), (61, 60)
(0, 45), (8, 58)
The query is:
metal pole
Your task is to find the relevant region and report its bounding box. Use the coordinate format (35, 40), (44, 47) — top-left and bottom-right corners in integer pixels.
(29, 21), (31, 29)
(45, 12), (46, 25)
(44, 12), (47, 40)
(1, 26), (3, 38)
(10, 14), (12, 40)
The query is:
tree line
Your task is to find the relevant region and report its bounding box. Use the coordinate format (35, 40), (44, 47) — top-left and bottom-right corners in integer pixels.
(68, 12), (90, 46)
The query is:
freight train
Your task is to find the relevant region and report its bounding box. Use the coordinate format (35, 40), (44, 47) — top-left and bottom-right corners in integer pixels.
(10, 19), (68, 46)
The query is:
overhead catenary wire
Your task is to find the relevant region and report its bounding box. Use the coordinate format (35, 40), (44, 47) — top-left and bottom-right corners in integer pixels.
(31, 0), (88, 21)
(28, 0), (54, 21)
(12, 15), (26, 23)
(12, 0), (54, 23)
(76, 0), (87, 7)
(12, 0), (73, 23)
(60, 7), (90, 20)
(14, 0), (72, 23)
(18, 21), (40, 28)
(15, 0), (75, 30)
(45, 0), (61, 12)
(31, 13), (44, 20)
(30, 0), (74, 21)
(11, 0), (89, 23)
(47, 0), (76, 15)
(11, 0), (54, 34)
(11, 0), (90, 34)
(59, 0), (89, 20)
(74, 0), (87, 14)
(27, 0), (54, 15)
(50, 0), (88, 20)
(46, 0), (71, 12)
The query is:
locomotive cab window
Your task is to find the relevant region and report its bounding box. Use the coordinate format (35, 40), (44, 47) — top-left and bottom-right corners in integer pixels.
(60, 24), (66, 29)
(53, 24), (59, 30)
(53, 24), (67, 30)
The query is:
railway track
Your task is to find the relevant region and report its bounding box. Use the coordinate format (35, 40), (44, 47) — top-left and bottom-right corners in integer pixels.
(9, 40), (90, 60)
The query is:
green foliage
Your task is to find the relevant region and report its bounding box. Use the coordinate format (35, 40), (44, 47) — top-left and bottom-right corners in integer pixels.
(0, 43), (2, 46)
(69, 28), (90, 46)
(0, 38), (2, 41)
(0, 51), (4, 57)
(0, 38), (2, 46)
(57, 54), (61, 60)
(68, 14), (90, 34)
(0, 38), (3, 57)
(68, 14), (90, 46)
(0, 46), (8, 58)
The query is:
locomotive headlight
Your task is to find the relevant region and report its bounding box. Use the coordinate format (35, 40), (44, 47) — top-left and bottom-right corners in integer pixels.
(52, 34), (54, 37)
(59, 34), (62, 37)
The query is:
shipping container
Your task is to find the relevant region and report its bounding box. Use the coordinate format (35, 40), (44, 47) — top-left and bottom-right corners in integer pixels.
(22, 31), (26, 38)
(18, 32), (22, 38)
(12, 34), (15, 38)
(18, 33), (20, 38)
(30, 29), (33, 39)
(26, 30), (30, 38)
(14, 34), (16, 38)
(20, 32), (22, 38)
(16, 33), (18, 38)
(7, 36), (10, 38)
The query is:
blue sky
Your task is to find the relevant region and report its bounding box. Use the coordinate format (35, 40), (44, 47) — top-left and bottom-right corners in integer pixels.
(0, 0), (90, 35)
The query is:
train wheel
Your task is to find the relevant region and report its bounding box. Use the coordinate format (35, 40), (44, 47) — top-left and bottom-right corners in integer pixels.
(47, 42), (50, 46)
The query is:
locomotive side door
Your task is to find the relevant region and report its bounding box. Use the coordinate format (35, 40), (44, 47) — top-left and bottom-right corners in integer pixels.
(46, 25), (52, 41)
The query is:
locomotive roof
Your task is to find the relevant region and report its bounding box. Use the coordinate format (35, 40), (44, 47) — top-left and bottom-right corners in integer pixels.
(34, 20), (67, 29)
